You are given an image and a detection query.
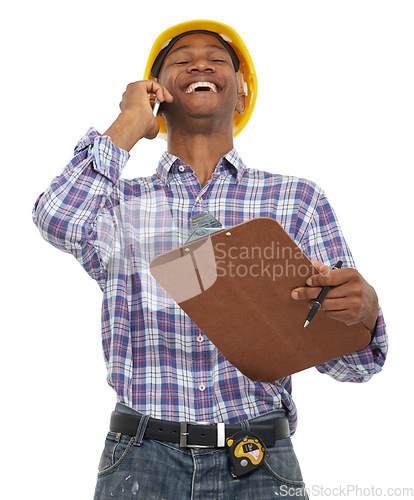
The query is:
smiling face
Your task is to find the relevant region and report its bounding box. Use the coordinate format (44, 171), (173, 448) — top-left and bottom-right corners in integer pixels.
(156, 33), (245, 135)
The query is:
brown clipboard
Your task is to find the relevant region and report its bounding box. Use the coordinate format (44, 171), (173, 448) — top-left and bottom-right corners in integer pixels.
(149, 217), (371, 382)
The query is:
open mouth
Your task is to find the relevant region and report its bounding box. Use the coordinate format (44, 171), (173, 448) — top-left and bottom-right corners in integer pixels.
(185, 81), (219, 94)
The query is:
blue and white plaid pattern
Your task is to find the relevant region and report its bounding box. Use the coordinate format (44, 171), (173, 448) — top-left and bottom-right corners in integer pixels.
(32, 128), (388, 434)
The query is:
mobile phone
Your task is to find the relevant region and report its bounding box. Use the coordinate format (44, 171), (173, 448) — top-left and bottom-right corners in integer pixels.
(153, 98), (161, 117)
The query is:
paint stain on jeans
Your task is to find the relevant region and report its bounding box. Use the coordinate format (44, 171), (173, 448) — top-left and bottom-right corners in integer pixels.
(132, 481), (139, 495)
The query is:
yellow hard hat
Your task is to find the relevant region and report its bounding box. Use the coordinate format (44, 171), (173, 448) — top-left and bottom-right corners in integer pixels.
(143, 19), (257, 139)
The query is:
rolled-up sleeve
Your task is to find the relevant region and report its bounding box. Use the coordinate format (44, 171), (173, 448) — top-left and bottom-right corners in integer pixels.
(299, 187), (388, 382)
(32, 128), (129, 285)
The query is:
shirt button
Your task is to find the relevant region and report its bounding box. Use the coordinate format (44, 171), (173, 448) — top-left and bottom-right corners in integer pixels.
(219, 175), (226, 180)
(199, 384), (206, 391)
(197, 334), (203, 343)
(178, 165), (185, 172)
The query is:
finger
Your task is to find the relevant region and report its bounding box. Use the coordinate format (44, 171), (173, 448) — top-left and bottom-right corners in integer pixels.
(310, 258), (331, 276)
(291, 286), (323, 300)
(140, 80), (173, 101)
(306, 267), (355, 288)
(292, 284), (349, 301)
(323, 309), (357, 326)
(154, 85), (173, 103)
(139, 79), (162, 95)
(131, 80), (169, 102)
(318, 297), (353, 311)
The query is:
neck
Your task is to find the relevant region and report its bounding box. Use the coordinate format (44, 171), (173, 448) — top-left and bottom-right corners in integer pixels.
(167, 128), (234, 188)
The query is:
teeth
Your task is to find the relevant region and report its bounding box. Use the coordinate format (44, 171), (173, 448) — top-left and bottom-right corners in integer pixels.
(185, 82), (218, 94)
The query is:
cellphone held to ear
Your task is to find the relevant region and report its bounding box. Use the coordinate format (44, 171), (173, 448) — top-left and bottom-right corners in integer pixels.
(153, 98), (161, 117)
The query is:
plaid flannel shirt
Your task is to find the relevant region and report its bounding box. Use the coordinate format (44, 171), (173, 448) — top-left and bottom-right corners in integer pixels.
(32, 128), (388, 434)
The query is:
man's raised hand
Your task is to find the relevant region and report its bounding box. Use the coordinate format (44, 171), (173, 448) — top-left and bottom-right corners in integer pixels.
(104, 80), (173, 151)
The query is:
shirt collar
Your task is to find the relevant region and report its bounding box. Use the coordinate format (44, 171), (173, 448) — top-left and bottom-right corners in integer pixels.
(156, 149), (246, 186)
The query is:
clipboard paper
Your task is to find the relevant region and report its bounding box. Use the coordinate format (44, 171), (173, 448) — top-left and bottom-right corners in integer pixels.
(150, 217), (371, 382)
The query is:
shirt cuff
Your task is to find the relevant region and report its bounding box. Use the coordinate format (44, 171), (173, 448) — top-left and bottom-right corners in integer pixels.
(369, 305), (387, 347)
(74, 127), (130, 184)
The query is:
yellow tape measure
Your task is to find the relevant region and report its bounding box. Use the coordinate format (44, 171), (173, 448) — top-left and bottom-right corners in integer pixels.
(226, 432), (266, 477)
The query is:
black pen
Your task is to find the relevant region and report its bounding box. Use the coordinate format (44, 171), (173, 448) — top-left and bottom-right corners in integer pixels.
(303, 260), (343, 328)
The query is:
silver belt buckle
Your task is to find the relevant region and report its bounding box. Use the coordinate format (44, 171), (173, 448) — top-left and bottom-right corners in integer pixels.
(179, 421), (215, 449)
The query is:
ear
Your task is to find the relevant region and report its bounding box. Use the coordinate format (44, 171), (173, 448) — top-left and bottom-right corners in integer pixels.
(235, 93), (246, 115)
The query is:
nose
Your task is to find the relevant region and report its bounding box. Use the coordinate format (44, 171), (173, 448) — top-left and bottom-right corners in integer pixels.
(187, 58), (215, 73)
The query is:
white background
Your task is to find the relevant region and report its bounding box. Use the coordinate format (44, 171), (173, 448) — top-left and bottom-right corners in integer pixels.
(2, 1), (413, 498)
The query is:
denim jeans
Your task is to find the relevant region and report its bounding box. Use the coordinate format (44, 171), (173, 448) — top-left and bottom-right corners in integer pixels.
(94, 404), (308, 499)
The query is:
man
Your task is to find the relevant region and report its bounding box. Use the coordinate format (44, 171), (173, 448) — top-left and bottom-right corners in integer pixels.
(32, 20), (388, 499)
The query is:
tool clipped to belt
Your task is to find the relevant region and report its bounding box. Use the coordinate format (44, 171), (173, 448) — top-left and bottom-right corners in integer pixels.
(226, 430), (268, 478)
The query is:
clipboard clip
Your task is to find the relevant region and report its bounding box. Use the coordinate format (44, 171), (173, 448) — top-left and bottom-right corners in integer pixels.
(185, 212), (225, 244)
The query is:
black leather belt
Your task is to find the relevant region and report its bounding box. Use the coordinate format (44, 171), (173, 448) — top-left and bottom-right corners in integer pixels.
(110, 411), (290, 448)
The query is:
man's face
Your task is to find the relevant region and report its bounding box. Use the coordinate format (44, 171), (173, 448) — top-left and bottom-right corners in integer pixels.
(157, 33), (245, 131)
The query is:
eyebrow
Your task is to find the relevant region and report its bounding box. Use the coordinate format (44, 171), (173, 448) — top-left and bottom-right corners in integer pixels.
(167, 44), (229, 57)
